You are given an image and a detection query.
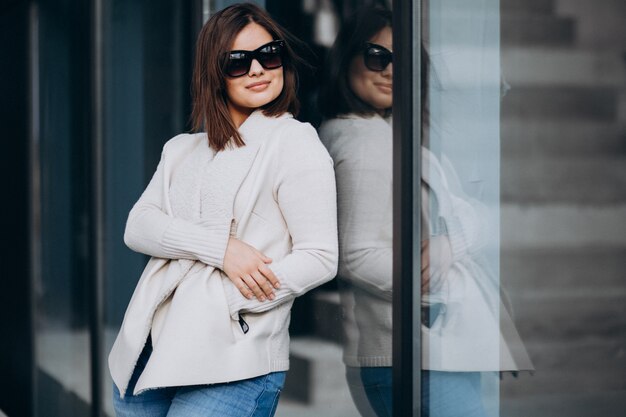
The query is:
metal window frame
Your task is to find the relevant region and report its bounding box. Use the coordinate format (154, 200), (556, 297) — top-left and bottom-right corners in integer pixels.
(90, 0), (105, 416)
(392, 0), (422, 416)
(29, 3), (41, 416)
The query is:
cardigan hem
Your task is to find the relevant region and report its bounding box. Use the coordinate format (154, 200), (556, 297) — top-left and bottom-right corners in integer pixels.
(343, 355), (392, 368)
(132, 359), (291, 396)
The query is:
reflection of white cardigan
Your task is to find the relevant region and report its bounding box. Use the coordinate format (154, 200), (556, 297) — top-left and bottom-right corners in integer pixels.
(319, 114), (532, 372)
(108, 111), (338, 397)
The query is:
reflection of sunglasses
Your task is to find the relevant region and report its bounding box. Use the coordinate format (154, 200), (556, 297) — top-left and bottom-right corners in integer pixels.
(363, 42), (393, 71)
(224, 40), (285, 78)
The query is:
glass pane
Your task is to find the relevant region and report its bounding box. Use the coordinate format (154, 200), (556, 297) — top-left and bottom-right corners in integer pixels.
(422, 1), (505, 415)
(422, 0), (626, 416)
(271, 2), (392, 416)
(100, 1), (193, 415)
(500, 0), (626, 415)
(35, 0), (92, 415)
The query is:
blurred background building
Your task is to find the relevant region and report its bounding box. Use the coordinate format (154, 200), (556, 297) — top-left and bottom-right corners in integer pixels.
(1, 0), (624, 416)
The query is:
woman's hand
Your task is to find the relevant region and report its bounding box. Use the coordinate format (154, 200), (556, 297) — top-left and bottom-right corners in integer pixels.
(223, 237), (281, 301)
(421, 235), (453, 294)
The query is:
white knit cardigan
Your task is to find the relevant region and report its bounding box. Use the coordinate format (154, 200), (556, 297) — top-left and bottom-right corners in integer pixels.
(108, 110), (338, 397)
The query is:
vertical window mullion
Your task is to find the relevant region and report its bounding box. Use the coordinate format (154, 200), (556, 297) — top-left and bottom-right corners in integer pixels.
(392, 0), (422, 416)
(90, 0), (105, 415)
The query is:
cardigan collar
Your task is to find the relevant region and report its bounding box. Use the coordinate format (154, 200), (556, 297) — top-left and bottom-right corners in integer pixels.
(167, 110), (295, 227)
(197, 110), (292, 220)
(236, 109), (293, 145)
(203, 110), (293, 217)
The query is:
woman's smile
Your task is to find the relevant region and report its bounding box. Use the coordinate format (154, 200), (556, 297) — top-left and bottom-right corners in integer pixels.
(375, 82), (392, 94)
(246, 80), (271, 91)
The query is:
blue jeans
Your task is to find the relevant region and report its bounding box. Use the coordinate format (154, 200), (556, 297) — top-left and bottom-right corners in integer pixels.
(112, 338), (286, 417)
(346, 367), (489, 417)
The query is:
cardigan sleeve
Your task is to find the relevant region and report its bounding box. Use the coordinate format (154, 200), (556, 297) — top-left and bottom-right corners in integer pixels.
(222, 123), (339, 319)
(123, 137), (232, 269)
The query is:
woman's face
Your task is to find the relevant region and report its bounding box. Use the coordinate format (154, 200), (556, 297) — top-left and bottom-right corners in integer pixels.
(224, 22), (284, 127)
(348, 26), (393, 112)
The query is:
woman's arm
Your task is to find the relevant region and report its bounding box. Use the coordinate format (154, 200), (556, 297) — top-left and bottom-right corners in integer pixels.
(124, 137), (232, 270)
(222, 124), (339, 319)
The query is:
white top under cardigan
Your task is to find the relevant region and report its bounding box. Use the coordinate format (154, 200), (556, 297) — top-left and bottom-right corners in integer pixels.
(108, 111), (338, 397)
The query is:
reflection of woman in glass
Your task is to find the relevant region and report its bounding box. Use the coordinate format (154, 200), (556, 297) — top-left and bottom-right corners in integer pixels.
(108, 4), (338, 416)
(319, 5), (531, 417)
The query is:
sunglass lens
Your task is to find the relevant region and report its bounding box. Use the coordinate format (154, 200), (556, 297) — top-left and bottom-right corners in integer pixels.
(365, 54), (382, 71)
(364, 46), (391, 71)
(259, 53), (282, 69)
(258, 42), (283, 69)
(225, 53), (250, 77)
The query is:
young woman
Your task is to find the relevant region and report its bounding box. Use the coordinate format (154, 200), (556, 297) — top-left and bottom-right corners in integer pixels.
(318, 5), (531, 417)
(108, 4), (338, 416)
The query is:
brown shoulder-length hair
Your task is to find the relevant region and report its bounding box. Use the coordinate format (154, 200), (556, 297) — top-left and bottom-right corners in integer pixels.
(191, 3), (302, 151)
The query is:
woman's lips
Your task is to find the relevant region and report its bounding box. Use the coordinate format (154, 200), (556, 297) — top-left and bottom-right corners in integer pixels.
(375, 83), (392, 93)
(246, 81), (270, 91)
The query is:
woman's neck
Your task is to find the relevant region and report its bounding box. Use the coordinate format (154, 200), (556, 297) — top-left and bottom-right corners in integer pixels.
(228, 101), (255, 128)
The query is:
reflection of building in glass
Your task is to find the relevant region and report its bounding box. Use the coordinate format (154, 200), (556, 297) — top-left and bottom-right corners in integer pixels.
(498, 0), (626, 414)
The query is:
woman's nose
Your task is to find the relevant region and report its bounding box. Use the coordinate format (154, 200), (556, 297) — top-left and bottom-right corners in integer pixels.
(248, 58), (265, 76)
(381, 63), (392, 77)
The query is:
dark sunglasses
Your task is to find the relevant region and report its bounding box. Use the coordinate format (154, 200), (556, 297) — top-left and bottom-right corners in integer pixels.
(224, 40), (285, 78)
(363, 42), (393, 72)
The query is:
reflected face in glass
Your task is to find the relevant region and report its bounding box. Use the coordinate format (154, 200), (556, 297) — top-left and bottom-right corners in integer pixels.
(348, 26), (393, 112)
(224, 22), (284, 125)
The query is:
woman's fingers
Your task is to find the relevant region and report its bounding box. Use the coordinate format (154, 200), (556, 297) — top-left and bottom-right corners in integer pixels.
(235, 266), (278, 301)
(232, 277), (254, 300)
(258, 263), (280, 289)
(421, 253), (429, 273)
(421, 240), (429, 272)
(252, 270), (275, 300)
(241, 274), (266, 301)
(421, 268), (430, 292)
(230, 270), (276, 301)
(223, 237), (281, 301)
(250, 245), (280, 289)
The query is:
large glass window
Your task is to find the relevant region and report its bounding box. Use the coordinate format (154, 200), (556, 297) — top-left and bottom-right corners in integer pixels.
(100, 1), (194, 415)
(420, 0), (626, 416)
(267, 1), (386, 415)
(30, 0), (195, 415)
(34, 1), (92, 415)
